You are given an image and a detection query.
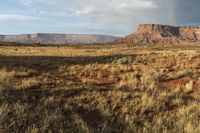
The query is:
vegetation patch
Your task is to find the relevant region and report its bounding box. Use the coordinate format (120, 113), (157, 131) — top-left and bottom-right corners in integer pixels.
(1, 44), (200, 132)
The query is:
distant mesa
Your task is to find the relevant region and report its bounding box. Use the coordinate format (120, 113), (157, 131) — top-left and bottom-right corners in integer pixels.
(2, 24), (200, 45)
(117, 24), (200, 44)
(0, 33), (119, 44)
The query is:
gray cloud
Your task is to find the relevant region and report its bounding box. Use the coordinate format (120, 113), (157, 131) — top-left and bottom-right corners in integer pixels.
(18, 0), (200, 36)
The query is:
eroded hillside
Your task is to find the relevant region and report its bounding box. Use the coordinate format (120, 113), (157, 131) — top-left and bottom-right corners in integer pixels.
(117, 24), (200, 44)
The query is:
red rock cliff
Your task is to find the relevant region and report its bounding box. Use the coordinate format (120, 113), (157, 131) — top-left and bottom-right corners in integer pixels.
(117, 24), (200, 44)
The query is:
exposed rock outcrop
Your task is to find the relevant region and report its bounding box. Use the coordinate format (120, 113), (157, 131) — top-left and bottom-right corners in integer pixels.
(0, 33), (119, 44)
(117, 24), (200, 44)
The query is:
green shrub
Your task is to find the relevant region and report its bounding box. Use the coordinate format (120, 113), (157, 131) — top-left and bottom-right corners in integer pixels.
(118, 57), (129, 64)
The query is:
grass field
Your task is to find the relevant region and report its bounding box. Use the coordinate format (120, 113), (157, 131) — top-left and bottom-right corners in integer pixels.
(1, 44), (200, 132)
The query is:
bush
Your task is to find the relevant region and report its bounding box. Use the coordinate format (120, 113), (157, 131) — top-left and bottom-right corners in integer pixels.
(118, 57), (129, 64)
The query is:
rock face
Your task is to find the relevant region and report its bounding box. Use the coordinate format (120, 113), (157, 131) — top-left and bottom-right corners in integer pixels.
(117, 24), (200, 44)
(0, 33), (119, 44)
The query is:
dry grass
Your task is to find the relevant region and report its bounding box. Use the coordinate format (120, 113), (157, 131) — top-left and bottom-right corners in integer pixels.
(1, 44), (200, 132)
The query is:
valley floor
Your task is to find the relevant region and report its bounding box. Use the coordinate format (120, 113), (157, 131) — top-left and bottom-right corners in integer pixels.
(1, 44), (200, 132)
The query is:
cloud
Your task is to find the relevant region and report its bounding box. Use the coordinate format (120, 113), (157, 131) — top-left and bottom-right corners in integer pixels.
(15, 0), (200, 35)
(112, 0), (157, 9)
(31, 9), (67, 17)
(0, 14), (44, 21)
(75, 7), (94, 15)
(15, 0), (161, 35)
(18, 0), (33, 7)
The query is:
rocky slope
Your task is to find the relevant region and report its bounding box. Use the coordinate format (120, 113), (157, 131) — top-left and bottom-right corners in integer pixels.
(0, 33), (119, 44)
(117, 24), (200, 44)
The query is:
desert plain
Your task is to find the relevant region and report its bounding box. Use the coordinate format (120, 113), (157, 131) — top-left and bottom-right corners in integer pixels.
(1, 43), (200, 132)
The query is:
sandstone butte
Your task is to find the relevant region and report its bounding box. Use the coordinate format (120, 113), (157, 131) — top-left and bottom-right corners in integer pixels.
(117, 24), (200, 44)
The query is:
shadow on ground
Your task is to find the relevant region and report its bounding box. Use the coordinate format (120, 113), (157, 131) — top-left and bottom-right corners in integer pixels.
(0, 87), (126, 133)
(0, 54), (136, 72)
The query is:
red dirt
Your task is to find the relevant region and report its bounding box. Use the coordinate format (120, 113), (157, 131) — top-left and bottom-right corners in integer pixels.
(159, 77), (193, 89)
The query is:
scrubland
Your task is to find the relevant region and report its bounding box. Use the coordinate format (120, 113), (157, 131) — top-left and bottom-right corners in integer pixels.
(1, 44), (200, 132)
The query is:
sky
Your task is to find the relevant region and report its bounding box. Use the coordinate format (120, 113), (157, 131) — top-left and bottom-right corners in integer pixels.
(0, 0), (200, 36)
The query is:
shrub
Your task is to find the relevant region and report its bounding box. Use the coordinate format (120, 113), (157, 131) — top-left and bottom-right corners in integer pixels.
(117, 57), (129, 64)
